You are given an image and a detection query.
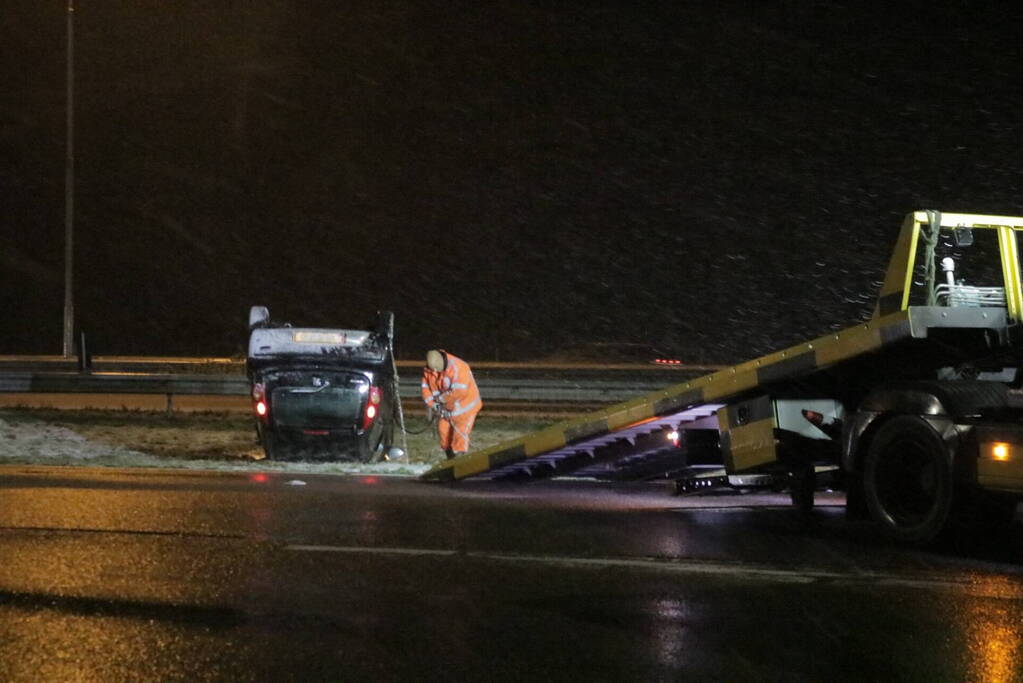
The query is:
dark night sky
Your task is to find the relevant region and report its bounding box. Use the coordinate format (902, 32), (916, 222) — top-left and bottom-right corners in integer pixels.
(2, 1), (1022, 362)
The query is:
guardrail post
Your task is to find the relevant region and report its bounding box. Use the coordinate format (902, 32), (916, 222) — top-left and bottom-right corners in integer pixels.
(165, 393), (174, 417)
(77, 331), (91, 374)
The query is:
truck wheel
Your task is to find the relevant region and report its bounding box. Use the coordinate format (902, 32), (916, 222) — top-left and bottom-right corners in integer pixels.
(844, 475), (869, 520)
(863, 415), (953, 543)
(789, 464), (815, 513)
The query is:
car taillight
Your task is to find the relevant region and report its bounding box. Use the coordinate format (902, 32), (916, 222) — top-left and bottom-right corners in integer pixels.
(252, 383), (269, 423)
(362, 386), (382, 430)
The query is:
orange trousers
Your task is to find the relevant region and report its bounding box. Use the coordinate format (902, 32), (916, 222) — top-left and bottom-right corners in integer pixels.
(438, 409), (480, 454)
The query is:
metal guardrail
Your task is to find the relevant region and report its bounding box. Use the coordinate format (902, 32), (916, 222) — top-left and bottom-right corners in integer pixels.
(0, 355), (723, 374)
(0, 372), (677, 403)
(0, 372), (248, 396)
(0, 356), (719, 405)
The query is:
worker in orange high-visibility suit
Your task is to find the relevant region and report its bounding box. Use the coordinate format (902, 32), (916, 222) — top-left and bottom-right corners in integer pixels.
(421, 349), (483, 459)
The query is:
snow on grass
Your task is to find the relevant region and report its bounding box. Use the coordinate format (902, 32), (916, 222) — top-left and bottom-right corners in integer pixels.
(0, 416), (148, 461)
(0, 414), (430, 475)
(141, 457), (434, 477)
(0, 411), (552, 477)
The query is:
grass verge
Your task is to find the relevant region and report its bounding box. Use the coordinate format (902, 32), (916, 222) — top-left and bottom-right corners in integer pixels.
(0, 408), (552, 468)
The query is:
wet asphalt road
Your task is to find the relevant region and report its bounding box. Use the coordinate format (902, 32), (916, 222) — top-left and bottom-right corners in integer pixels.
(0, 467), (1021, 682)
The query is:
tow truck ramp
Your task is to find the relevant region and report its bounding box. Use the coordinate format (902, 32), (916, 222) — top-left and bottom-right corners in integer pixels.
(421, 212), (1023, 505)
(421, 308), (913, 483)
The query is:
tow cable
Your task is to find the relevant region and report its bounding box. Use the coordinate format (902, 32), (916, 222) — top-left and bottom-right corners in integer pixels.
(402, 406), (440, 435)
(382, 316), (441, 444)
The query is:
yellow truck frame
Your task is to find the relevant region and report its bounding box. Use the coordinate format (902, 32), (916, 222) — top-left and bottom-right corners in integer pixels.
(424, 211), (1023, 543)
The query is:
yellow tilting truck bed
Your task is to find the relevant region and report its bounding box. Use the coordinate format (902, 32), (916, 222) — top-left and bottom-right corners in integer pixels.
(421, 309), (917, 482)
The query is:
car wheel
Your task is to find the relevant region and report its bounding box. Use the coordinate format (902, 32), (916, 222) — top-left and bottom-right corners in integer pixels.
(371, 420), (395, 463)
(262, 431), (294, 461)
(863, 415), (954, 544)
(261, 431), (278, 460)
(354, 430), (376, 463)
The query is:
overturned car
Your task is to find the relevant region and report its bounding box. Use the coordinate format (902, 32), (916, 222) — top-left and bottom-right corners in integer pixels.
(247, 306), (400, 462)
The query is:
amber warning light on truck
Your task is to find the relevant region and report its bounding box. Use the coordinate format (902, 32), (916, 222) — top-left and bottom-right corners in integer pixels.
(989, 442), (1011, 461)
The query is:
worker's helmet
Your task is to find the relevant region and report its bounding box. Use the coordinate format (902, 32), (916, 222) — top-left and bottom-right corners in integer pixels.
(426, 349), (447, 372)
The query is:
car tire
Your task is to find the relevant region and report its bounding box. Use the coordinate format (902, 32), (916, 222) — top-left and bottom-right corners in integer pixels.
(375, 420), (395, 462)
(863, 415), (954, 544)
(260, 429), (274, 460)
(355, 429), (377, 463)
(262, 431), (292, 461)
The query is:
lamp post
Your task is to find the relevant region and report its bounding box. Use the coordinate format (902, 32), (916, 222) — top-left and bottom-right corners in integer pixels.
(62, 0), (75, 357)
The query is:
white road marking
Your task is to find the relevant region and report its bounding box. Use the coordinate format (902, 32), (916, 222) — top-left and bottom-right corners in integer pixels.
(287, 544), (459, 557)
(284, 544), (1023, 598)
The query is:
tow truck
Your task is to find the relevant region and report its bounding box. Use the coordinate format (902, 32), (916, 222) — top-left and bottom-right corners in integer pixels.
(423, 211), (1023, 543)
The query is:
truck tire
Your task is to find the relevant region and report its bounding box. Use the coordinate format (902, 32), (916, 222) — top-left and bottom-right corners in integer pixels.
(863, 415), (954, 543)
(789, 463), (815, 513)
(844, 475), (868, 520)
